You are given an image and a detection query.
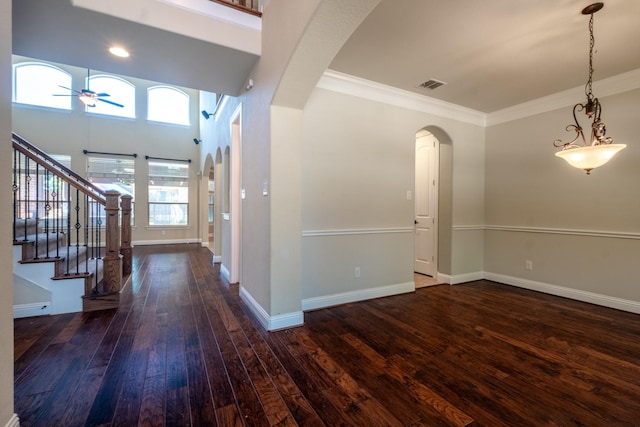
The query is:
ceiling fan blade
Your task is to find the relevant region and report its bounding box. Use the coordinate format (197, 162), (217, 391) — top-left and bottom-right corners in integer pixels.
(96, 93), (110, 97)
(97, 98), (124, 108)
(57, 85), (81, 95)
(81, 89), (96, 95)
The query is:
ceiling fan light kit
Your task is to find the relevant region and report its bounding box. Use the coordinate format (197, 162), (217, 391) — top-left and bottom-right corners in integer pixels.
(553, 2), (626, 174)
(52, 69), (124, 108)
(79, 93), (97, 107)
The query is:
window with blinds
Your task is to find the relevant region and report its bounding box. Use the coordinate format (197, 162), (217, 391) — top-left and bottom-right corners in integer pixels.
(148, 161), (189, 226)
(86, 156), (135, 224)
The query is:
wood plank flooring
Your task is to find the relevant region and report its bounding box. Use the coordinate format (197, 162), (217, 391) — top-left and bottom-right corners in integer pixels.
(14, 244), (640, 426)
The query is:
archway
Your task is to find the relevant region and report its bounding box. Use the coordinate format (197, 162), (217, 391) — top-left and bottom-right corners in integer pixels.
(414, 129), (439, 286)
(415, 126), (453, 282)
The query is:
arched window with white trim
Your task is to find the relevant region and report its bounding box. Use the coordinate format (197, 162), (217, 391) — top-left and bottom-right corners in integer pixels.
(13, 62), (72, 110)
(85, 75), (136, 118)
(147, 86), (190, 126)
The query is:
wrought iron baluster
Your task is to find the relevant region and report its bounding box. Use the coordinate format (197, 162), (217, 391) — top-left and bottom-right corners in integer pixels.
(84, 194), (90, 275)
(65, 182), (71, 275)
(34, 163), (40, 258)
(44, 168), (50, 257)
(12, 149), (19, 242)
(24, 156), (31, 242)
(74, 187), (81, 275)
(93, 198), (100, 292)
(51, 175), (64, 258)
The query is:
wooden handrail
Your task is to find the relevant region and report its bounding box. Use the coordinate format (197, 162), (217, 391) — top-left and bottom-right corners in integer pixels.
(12, 132), (130, 300)
(12, 133), (107, 204)
(209, 0), (262, 17)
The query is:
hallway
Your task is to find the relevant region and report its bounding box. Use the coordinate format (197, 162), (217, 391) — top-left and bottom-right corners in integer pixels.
(14, 244), (640, 426)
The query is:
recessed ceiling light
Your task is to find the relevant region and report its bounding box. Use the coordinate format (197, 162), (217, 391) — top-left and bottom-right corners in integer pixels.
(109, 46), (130, 58)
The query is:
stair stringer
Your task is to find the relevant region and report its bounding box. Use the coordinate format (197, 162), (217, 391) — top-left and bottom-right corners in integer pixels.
(13, 246), (84, 317)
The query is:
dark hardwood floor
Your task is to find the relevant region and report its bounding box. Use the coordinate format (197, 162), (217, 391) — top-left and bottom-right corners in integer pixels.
(14, 244), (640, 426)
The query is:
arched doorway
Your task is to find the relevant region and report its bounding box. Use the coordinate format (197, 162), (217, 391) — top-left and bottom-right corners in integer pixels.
(414, 130), (439, 285)
(414, 126), (453, 286)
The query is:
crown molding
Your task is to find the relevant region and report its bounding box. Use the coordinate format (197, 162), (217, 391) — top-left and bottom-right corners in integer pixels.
(487, 68), (640, 126)
(317, 68), (640, 128)
(317, 69), (487, 127)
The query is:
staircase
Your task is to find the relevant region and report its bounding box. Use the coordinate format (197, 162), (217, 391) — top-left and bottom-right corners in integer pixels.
(12, 133), (132, 318)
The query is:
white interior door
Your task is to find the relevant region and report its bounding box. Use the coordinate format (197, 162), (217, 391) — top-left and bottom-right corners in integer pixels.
(414, 131), (438, 276)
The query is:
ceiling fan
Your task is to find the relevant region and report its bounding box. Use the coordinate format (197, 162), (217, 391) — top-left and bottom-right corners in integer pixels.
(53, 69), (124, 108)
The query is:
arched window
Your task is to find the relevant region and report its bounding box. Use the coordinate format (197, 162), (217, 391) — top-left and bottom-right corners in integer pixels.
(86, 75), (136, 118)
(13, 62), (72, 110)
(147, 86), (190, 126)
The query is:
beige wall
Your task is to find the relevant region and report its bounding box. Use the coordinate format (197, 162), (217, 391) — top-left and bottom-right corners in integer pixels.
(1, 0), (15, 424)
(11, 57), (201, 246)
(199, 0), (383, 323)
(485, 88), (640, 304)
(301, 87), (486, 300)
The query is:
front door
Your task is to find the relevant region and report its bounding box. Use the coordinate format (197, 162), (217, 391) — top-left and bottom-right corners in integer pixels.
(414, 131), (438, 277)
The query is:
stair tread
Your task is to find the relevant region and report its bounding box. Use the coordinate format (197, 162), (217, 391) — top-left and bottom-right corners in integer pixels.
(13, 231), (64, 244)
(19, 245), (93, 262)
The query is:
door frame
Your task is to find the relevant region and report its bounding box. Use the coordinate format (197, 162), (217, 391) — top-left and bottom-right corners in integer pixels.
(414, 129), (439, 278)
(229, 104), (242, 284)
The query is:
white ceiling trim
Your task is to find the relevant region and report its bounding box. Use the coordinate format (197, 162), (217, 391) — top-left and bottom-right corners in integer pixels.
(317, 69), (487, 127)
(318, 68), (640, 129)
(487, 68), (640, 126)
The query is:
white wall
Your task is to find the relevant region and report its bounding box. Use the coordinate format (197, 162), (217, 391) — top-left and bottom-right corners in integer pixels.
(1, 1), (16, 425)
(485, 88), (640, 308)
(11, 56), (202, 246)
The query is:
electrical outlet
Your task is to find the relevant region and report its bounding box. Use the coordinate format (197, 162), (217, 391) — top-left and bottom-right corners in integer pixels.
(525, 260), (533, 270)
(355, 267), (361, 278)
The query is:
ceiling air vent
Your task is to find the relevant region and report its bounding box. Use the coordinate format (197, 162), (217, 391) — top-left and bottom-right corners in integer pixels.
(419, 79), (447, 90)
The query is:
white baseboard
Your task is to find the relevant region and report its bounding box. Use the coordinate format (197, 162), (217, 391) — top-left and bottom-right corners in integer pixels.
(212, 255), (222, 263)
(450, 271), (484, 285)
(437, 273), (452, 284)
(14, 302), (52, 319)
(302, 281), (415, 312)
(132, 238), (200, 246)
(4, 414), (19, 427)
(484, 272), (640, 314)
(239, 286), (304, 331)
(220, 264), (230, 282)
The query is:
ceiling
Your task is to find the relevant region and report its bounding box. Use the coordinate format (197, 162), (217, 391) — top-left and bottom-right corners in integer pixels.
(330, 0), (640, 113)
(12, 0), (640, 113)
(12, 0), (260, 96)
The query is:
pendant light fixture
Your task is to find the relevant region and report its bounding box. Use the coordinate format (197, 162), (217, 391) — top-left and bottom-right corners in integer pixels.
(553, 2), (625, 174)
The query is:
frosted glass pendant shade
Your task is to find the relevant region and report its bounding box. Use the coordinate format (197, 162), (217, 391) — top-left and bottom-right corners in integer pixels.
(555, 144), (626, 174)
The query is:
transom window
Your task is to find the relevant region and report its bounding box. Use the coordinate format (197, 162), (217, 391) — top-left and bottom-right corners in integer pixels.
(148, 161), (189, 226)
(13, 62), (72, 110)
(85, 75), (136, 118)
(147, 86), (190, 126)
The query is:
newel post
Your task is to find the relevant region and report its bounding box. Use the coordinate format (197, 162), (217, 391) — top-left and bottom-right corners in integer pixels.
(103, 190), (123, 293)
(120, 195), (133, 276)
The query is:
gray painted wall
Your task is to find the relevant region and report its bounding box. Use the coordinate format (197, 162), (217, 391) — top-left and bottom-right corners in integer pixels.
(485, 88), (640, 305)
